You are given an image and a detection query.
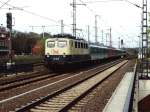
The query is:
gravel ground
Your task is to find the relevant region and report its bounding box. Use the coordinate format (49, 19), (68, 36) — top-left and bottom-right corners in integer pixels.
(0, 61), (113, 101)
(0, 72), (75, 111)
(69, 60), (135, 112)
(0, 68), (96, 111)
(0, 59), (126, 112)
(0, 72), (73, 100)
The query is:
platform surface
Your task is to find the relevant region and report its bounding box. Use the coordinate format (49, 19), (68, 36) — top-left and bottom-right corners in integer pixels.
(139, 79), (150, 101)
(103, 72), (134, 112)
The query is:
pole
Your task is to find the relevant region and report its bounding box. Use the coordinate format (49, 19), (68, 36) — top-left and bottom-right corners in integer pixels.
(32, 26), (33, 31)
(71, 0), (85, 38)
(61, 20), (64, 35)
(42, 25), (45, 38)
(9, 28), (12, 63)
(101, 30), (103, 44)
(87, 25), (90, 43)
(30, 26), (34, 32)
(118, 37), (120, 48)
(109, 28), (112, 47)
(106, 33), (108, 46)
(95, 15), (98, 44)
(73, 0), (76, 38)
(141, 0), (148, 77)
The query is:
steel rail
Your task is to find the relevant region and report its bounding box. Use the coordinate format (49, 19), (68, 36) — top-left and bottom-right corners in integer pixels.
(15, 60), (128, 112)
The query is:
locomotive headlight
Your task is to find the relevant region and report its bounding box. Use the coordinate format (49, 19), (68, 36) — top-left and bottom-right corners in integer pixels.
(63, 53), (66, 58)
(1, 34), (5, 38)
(47, 53), (50, 57)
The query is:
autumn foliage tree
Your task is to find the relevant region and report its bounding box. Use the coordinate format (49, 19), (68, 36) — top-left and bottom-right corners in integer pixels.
(12, 30), (52, 55)
(32, 39), (45, 55)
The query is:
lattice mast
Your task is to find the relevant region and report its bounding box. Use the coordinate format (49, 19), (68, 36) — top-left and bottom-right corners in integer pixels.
(72, 0), (76, 38)
(141, 0), (148, 77)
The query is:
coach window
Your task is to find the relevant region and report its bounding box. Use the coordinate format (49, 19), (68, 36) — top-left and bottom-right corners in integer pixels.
(75, 41), (77, 48)
(70, 41), (73, 47)
(84, 43), (86, 48)
(83, 43), (85, 48)
(81, 43), (83, 48)
(78, 42), (80, 48)
(103, 49), (105, 54)
(47, 41), (55, 48)
(85, 44), (88, 49)
(84, 43), (86, 49)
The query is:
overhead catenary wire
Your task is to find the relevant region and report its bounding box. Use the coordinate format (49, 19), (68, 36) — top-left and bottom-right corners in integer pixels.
(0, 0), (141, 46)
(63, 0), (141, 48)
(79, 0), (96, 14)
(0, 0), (72, 28)
(78, 0), (141, 46)
(123, 0), (142, 8)
(0, 0), (11, 9)
(83, 0), (123, 3)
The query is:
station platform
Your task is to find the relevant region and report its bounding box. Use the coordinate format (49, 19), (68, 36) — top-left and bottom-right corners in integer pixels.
(103, 65), (150, 112)
(103, 72), (137, 112)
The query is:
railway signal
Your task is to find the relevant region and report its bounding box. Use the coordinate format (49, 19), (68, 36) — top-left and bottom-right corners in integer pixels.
(6, 12), (13, 66)
(6, 12), (12, 30)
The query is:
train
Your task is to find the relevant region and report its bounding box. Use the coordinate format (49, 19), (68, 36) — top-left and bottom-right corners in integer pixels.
(44, 34), (126, 68)
(0, 27), (9, 65)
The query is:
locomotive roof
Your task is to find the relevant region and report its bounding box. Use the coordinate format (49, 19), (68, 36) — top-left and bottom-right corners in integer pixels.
(51, 34), (87, 41)
(90, 44), (108, 49)
(53, 34), (76, 39)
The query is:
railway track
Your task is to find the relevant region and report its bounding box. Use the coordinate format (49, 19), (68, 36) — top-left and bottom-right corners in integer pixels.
(0, 59), (131, 111)
(0, 70), (47, 85)
(15, 60), (128, 112)
(0, 59), (122, 92)
(0, 72), (56, 92)
(0, 63), (52, 91)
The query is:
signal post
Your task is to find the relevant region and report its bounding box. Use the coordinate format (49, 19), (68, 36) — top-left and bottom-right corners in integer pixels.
(6, 12), (14, 70)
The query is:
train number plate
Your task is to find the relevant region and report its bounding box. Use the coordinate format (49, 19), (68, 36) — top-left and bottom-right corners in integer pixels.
(53, 58), (59, 60)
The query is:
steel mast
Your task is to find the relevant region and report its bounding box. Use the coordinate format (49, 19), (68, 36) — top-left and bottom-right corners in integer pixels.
(141, 0), (148, 78)
(72, 0), (76, 38)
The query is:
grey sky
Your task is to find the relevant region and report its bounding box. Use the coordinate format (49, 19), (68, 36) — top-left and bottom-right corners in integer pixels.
(0, 0), (148, 48)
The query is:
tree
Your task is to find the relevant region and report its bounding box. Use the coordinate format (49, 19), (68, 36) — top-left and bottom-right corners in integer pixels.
(12, 31), (40, 54)
(11, 30), (52, 55)
(32, 37), (49, 55)
(40, 32), (52, 38)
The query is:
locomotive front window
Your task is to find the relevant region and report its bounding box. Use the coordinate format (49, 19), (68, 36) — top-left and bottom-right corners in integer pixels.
(47, 41), (55, 48)
(58, 41), (67, 48)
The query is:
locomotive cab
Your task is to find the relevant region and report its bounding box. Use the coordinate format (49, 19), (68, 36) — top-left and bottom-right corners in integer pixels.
(45, 34), (90, 66)
(45, 38), (70, 63)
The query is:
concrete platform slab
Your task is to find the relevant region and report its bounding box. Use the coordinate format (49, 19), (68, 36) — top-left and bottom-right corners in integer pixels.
(139, 79), (150, 101)
(103, 72), (134, 112)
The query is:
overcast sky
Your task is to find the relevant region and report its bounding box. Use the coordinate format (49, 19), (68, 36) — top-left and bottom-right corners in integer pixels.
(0, 0), (148, 48)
